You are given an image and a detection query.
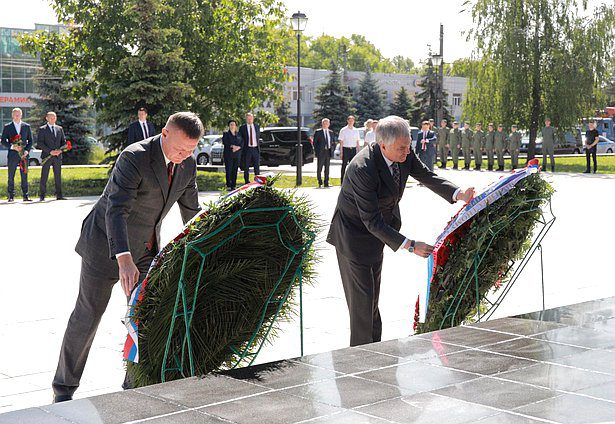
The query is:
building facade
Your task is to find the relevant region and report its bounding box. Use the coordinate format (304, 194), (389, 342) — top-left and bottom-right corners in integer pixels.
(280, 66), (468, 128)
(0, 24), (64, 127)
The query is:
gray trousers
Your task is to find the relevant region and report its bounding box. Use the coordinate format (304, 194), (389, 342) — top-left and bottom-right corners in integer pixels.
(40, 155), (62, 198)
(52, 252), (154, 397)
(417, 145), (436, 171)
(542, 147), (555, 171)
(336, 249), (383, 347)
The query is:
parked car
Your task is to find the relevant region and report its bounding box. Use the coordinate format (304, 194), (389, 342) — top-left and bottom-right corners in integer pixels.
(582, 135), (615, 153)
(520, 129), (582, 155)
(0, 144), (42, 166)
(210, 127), (314, 167)
(193, 134), (221, 165)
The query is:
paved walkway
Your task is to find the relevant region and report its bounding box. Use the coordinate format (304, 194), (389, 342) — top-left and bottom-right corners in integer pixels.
(0, 169), (612, 414)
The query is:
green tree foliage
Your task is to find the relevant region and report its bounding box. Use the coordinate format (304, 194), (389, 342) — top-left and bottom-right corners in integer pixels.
(413, 61), (452, 123)
(30, 74), (94, 164)
(392, 56), (418, 74)
(312, 68), (354, 133)
(388, 86), (414, 121)
(274, 101), (295, 126)
(466, 0), (615, 158)
(354, 68), (386, 124)
(21, 0), (288, 152)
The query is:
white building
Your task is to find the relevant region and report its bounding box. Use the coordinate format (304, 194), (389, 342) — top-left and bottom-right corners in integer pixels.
(275, 66), (468, 128)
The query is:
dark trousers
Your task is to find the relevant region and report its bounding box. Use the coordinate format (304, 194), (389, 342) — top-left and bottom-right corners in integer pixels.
(586, 147), (597, 173)
(40, 155), (62, 198)
(243, 147), (260, 184)
(7, 156), (28, 198)
(336, 249), (383, 347)
(542, 147), (555, 171)
(316, 149), (331, 186)
(224, 154), (240, 189)
(52, 252), (154, 397)
(340, 147), (357, 184)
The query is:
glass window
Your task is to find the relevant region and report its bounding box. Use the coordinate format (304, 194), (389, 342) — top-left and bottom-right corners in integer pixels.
(452, 94), (462, 107)
(12, 78), (24, 93)
(2, 78), (11, 91)
(25, 78), (33, 93)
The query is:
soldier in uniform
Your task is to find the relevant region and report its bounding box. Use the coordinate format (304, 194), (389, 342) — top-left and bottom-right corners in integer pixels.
(428, 118), (435, 131)
(472, 122), (485, 171)
(509, 125), (522, 170)
(494, 124), (507, 171)
(541, 118), (556, 172)
(485, 123), (495, 171)
(461, 122), (473, 170)
(449, 121), (462, 170)
(436, 119), (450, 169)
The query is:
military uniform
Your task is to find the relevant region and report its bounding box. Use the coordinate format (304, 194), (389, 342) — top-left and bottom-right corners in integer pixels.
(461, 127), (473, 170)
(494, 129), (507, 171)
(509, 131), (521, 169)
(485, 129), (495, 170)
(436, 126), (450, 168)
(541, 125), (556, 172)
(472, 128), (484, 170)
(449, 127), (462, 169)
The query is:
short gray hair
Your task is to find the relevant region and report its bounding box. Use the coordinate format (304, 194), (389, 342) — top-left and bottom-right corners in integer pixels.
(375, 115), (411, 146)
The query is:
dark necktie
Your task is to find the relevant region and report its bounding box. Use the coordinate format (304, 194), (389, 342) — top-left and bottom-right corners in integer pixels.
(50, 125), (55, 138)
(391, 162), (400, 188)
(167, 162), (173, 187)
(325, 131), (330, 149)
(250, 125), (254, 147)
(142, 122), (149, 139)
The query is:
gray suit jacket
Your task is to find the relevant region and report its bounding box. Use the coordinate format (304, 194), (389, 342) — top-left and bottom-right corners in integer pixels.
(76, 135), (201, 262)
(327, 143), (458, 264)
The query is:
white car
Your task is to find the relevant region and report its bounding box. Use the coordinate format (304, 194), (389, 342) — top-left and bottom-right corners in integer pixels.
(0, 144), (42, 166)
(582, 135), (615, 153)
(193, 135), (222, 165)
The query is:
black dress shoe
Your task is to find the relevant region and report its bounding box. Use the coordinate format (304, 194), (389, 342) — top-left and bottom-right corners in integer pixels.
(8, 197), (14, 203)
(23, 197), (32, 202)
(53, 394), (73, 403)
(56, 196), (67, 200)
(324, 183), (331, 188)
(39, 197), (45, 202)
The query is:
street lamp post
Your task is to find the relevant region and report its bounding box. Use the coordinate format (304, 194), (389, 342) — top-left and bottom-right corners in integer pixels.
(291, 11), (308, 186)
(431, 54), (442, 124)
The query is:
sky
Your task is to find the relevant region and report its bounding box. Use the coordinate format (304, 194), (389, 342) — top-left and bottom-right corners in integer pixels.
(1, 0), (609, 65)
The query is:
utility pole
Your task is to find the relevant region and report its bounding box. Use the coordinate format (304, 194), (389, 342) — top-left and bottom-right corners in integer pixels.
(438, 23), (444, 124)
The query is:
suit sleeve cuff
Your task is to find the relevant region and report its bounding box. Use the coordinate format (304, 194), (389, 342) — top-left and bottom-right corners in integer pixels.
(452, 188), (461, 202)
(115, 251), (131, 259)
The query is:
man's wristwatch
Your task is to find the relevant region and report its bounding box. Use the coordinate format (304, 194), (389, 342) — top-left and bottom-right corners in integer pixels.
(408, 240), (416, 253)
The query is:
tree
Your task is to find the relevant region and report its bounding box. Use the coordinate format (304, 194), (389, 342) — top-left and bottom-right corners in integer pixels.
(388, 86), (414, 121)
(413, 61), (452, 124)
(391, 56), (417, 74)
(30, 73), (94, 164)
(274, 101), (295, 126)
(466, 0), (615, 159)
(354, 68), (386, 124)
(313, 68), (354, 133)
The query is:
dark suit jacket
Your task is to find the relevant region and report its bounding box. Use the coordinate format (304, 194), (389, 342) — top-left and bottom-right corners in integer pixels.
(239, 123), (260, 150)
(327, 143), (458, 264)
(75, 135), (201, 262)
(415, 130), (437, 154)
(37, 124), (67, 158)
(313, 128), (336, 157)
(222, 131), (243, 159)
(1, 122), (33, 162)
(127, 120), (156, 145)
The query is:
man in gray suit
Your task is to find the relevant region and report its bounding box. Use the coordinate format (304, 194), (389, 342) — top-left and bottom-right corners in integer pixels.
(38, 111), (67, 201)
(327, 116), (474, 347)
(52, 112), (203, 402)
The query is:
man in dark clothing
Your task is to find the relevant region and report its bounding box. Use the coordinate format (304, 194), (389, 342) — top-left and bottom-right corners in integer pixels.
(584, 121), (600, 174)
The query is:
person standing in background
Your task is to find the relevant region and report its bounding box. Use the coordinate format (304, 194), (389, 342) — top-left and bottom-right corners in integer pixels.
(1, 108), (33, 202)
(313, 118), (336, 188)
(415, 120), (437, 171)
(239, 112), (261, 184)
(338, 115), (361, 183)
(584, 120), (599, 174)
(485, 123), (495, 171)
(541, 118), (556, 172)
(509, 125), (521, 170)
(473, 122), (485, 171)
(436, 119), (450, 169)
(127, 108), (156, 145)
(364, 119), (376, 146)
(494, 124), (507, 171)
(449, 121), (462, 170)
(461, 122), (473, 170)
(222, 119), (242, 190)
(38, 111), (67, 201)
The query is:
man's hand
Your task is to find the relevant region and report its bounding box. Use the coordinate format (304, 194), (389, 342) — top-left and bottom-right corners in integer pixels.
(456, 187), (475, 204)
(118, 254), (140, 297)
(52, 149), (62, 156)
(402, 240), (434, 258)
(12, 144), (22, 152)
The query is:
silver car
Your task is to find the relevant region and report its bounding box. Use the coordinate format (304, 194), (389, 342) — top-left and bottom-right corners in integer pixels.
(0, 144), (42, 166)
(583, 135), (615, 153)
(193, 135), (221, 165)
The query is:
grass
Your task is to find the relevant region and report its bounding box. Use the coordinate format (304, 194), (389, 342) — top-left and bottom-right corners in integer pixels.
(450, 155), (615, 173)
(0, 167), (341, 199)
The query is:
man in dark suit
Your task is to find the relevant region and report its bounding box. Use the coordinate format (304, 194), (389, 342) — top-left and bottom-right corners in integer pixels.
(415, 120), (437, 170)
(127, 107), (156, 145)
(1, 108), (33, 202)
(313, 117), (336, 188)
(52, 112), (203, 402)
(239, 112), (261, 184)
(327, 116), (474, 347)
(37, 111), (67, 201)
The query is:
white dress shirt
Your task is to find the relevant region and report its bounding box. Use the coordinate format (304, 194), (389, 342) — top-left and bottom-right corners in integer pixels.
(338, 126), (360, 148)
(364, 130), (376, 145)
(139, 119), (149, 139)
(246, 123), (257, 147)
(13, 120), (21, 135)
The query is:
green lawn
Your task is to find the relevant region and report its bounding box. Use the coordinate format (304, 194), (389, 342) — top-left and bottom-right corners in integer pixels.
(451, 155), (615, 173)
(0, 167), (340, 199)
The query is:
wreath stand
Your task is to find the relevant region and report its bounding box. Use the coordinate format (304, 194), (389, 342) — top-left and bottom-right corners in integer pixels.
(158, 206), (315, 383)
